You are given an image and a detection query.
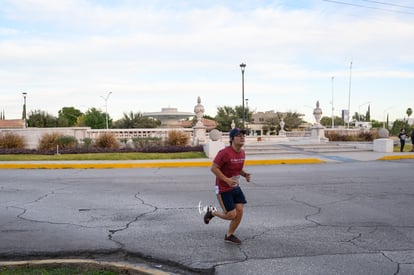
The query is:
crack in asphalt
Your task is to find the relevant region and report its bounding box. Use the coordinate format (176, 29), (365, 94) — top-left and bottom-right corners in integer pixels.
(107, 192), (157, 240)
(289, 196), (414, 275)
(381, 251), (401, 275)
(6, 205), (96, 229)
(5, 186), (98, 229)
(290, 196), (322, 226)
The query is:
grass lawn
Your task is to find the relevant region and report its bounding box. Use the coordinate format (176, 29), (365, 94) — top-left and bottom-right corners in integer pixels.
(0, 265), (120, 275)
(0, 151), (207, 161)
(394, 143), (413, 152)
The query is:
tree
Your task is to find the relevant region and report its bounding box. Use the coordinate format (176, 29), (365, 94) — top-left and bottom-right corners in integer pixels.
(57, 107), (83, 127)
(386, 113), (389, 129)
(366, 104), (371, 121)
(320, 116), (344, 128)
(407, 107), (412, 121)
(214, 106), (238, 131)
(352, 112), (365, 122)
(371, 120), (382, 128)
(113, 111), (136, 128)
(77, 108), (109, 129)
(27, 110), (58, 127)
(263, 111), (305, 134)
(112, 111), (160, 128)
(390, 119), (410, 136)
(263, 116), (278, 135)
(282, 111), (305, 131)
(214, 105), (253, 131)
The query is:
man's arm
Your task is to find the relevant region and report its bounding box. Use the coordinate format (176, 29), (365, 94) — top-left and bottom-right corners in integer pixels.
(240, 170), (251, 182)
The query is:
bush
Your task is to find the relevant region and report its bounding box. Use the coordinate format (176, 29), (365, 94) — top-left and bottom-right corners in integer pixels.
(325, 131), (378, 142)
(38, 133), (63, 151)
(95, 132), (119, 149)
(0, 132), (26, 149)
(132, 137), (163, 148)
(56, 135), (78, 149)
(0, 144), (204, 155)
(166, 130), (189, 146)
(81, 137), (93, 149)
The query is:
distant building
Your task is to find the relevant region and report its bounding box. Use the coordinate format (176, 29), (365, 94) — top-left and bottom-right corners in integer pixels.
(0, 119), (25, 129)
(250, 110), (278, 124)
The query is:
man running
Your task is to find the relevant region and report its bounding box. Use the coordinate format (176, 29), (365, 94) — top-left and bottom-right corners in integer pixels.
(204, 128), (251, 244)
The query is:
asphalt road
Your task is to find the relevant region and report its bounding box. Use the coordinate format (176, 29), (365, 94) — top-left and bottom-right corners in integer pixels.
(1, 159), (414, 274)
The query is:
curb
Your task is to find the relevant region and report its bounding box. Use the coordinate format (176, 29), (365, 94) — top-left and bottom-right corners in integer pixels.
(378, 154), (414, 161)
(0, 158), (325, 169)
(0, 259), (168, 275)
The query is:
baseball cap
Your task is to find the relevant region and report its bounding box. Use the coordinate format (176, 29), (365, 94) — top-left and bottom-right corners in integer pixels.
(229, 128), (246, 139)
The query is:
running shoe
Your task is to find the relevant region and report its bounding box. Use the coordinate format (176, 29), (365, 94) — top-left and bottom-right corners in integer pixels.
(225, 234), (241, 244)
(203, 205), (215, 224)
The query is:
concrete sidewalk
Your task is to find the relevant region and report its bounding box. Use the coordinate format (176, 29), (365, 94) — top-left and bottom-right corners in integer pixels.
(1, 151), (414, 169)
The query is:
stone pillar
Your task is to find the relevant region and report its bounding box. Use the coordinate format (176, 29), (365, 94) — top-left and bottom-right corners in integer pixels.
(203, 129), (225, 158)
(373, 128), (393, 152)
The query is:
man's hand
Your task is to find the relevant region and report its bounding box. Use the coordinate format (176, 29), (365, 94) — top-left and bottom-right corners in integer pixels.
(226, 176), (239, 187)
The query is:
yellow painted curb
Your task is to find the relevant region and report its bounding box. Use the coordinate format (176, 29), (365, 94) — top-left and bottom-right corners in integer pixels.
(0, 259), (168, 275)
(0, 158), (324, 169)
(378, 154), (414, 161)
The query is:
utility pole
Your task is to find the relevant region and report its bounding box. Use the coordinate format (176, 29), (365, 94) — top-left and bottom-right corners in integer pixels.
(331, 76), (334, 128)
(347, 61), (353, 128)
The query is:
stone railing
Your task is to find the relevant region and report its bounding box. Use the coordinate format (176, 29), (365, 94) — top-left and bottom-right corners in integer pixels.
(86, 128), (195, 140)
(286, 131), (311, 137)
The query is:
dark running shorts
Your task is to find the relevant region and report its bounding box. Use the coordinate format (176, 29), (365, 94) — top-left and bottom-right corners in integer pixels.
(217, 186), (247, 213)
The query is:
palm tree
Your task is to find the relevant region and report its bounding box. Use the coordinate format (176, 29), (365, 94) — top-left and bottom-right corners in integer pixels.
(406, 107), (412, 122)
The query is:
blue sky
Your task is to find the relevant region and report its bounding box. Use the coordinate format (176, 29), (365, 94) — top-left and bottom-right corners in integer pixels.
(1, 0), (414, 124)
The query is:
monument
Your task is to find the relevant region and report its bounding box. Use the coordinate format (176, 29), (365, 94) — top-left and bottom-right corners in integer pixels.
(278, 118), (286, 136)
(311, 101), (328, 143)
(193, 96), (207, 145)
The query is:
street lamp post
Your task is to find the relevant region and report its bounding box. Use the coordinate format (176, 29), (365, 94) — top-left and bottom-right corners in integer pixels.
(347, 61), (353, 128)
(22, 92), (27, 128)
(245, 98), (249, 132)
(331, 76), (334, 128)
(101, 92), (112, 130)
(240, 63), (246, 129)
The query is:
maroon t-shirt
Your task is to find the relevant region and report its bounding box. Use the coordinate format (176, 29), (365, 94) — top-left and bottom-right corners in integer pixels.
(213, 146), (245, 193)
